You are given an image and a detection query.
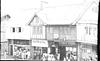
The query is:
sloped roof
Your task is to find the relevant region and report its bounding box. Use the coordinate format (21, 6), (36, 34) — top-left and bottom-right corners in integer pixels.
(77, 1), (98, 24)
(28, 14), (46, 26)
(29, 1), (98, 25)
(36, 5), (85, 25)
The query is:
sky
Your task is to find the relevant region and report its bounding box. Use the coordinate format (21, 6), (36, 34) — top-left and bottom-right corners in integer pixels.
(1, 0), (99, 41)
(1, 0), (86, 15)
(1, 0), (99, 25)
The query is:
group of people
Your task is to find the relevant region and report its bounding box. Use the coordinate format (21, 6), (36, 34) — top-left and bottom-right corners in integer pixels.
(14, 47), (30, 60)
(41, 51), (76, 61)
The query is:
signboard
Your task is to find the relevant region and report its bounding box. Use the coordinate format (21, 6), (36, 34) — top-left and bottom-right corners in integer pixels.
(53, 34), (59, 39)
(59, 41), (76, 47)
(32, 40), (48, 47)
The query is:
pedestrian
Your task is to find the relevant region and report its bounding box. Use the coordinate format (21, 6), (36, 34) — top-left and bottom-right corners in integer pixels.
(19, 48), (22, 59)
(4, 50), (7, 59)
(42, 53), (48, 61)
(22, 50), (25, 60)
(16, 49), (20, 58)
(26, 49), (30, 59)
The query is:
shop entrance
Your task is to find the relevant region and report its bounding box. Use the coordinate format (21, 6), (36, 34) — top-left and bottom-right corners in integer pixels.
(10, 45), (13, 55)
(31, 46), (47, 60)
(58, 42), (77, 61)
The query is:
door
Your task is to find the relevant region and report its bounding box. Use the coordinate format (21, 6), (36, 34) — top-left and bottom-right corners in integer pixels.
(10, 45), (13, 55)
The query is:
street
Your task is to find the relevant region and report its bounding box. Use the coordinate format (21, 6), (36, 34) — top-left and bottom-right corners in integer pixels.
(1, 54), (15, 60)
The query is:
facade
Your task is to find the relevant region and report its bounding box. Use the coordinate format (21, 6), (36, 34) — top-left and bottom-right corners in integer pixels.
(76, 1), (98, 61)
(2, 0), (98, 60)
(6, 26), (31, 56)
(76, 23), (97, 61)
(27, 14), (78, 60)
(45, 25), (77, 61)
(28, 14), (78, 60)
(1, 15), (11, 55)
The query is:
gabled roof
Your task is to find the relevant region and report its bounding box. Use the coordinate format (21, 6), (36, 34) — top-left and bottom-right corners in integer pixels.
(28, 14), (46, 26)
(77, 1), (98, 24)
(28, 1), (98, 25)
(29, 5), (85, 25)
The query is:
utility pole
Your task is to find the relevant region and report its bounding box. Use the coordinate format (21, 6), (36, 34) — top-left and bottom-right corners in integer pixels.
(35, 1), (48, 14)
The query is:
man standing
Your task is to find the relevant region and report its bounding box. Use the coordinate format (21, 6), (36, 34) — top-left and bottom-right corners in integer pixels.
(4, 50), (7, 59)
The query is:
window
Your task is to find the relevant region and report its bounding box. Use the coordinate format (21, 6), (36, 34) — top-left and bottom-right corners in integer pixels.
(89, 27), (91, 35)
(33, 26), (42, 34)
(12, 27), (22, 33)
(12, 27), (15, 32)
(85, 27), (88, 34)
(85, 26), (92, 35)
(18, 27), (21, 32)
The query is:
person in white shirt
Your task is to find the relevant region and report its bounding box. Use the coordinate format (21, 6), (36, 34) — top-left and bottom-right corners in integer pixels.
(22, 50), (26, 60)
(26, 49), (30, 59)
(4, 50), (7, 59)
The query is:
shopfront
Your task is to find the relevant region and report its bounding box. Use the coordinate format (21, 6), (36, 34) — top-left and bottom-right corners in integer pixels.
(8, 39), (30, 59)
(30, 39), (48, 60)
(47, 40), (78, 61)
(59, 41), (77, 61)
(78, 42), (97, 61)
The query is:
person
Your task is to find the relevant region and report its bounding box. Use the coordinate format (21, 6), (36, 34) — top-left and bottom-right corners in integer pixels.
(4, 50), (7, 59)
(22, 50), (26, 60)
(26, 49), (30, 59)
(16, 49), (20, 58)
(52, 54), (56, 61)
(42, 53), (48, 61)
(19, 48), (22, 59)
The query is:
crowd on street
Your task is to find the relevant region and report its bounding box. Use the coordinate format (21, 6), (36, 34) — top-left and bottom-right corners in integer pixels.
(13, 48), (30, 60)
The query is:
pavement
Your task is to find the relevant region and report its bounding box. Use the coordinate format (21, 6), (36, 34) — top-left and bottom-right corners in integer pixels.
(1, 54), (15, 60)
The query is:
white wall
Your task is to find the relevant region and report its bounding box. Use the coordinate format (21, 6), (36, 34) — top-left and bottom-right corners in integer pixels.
(6, 25), (31, 40)
(30, 26), (45, 39)
(76, 24), (97, 44)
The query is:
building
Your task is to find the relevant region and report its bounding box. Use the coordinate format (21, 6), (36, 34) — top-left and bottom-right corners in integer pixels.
(77, 23), (97, 61)
(76, 1), (98, 61)
(5, 11), (32, 56)
(4, 0), (98, 60)
(28, 0), (98, 61)
(1, 14), (11, 55)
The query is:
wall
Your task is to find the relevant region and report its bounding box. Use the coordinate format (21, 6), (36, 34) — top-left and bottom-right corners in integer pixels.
(1, 21), (7, 42)
(45, 25), (77, 41)
(76, 24), (97, 44)
(30, 26), (45, 39)
(6, 25), (31, 40)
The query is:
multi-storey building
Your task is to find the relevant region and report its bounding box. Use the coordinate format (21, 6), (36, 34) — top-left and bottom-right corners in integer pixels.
(76, 1), (98, 61)
(4, 0), (98, 61)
